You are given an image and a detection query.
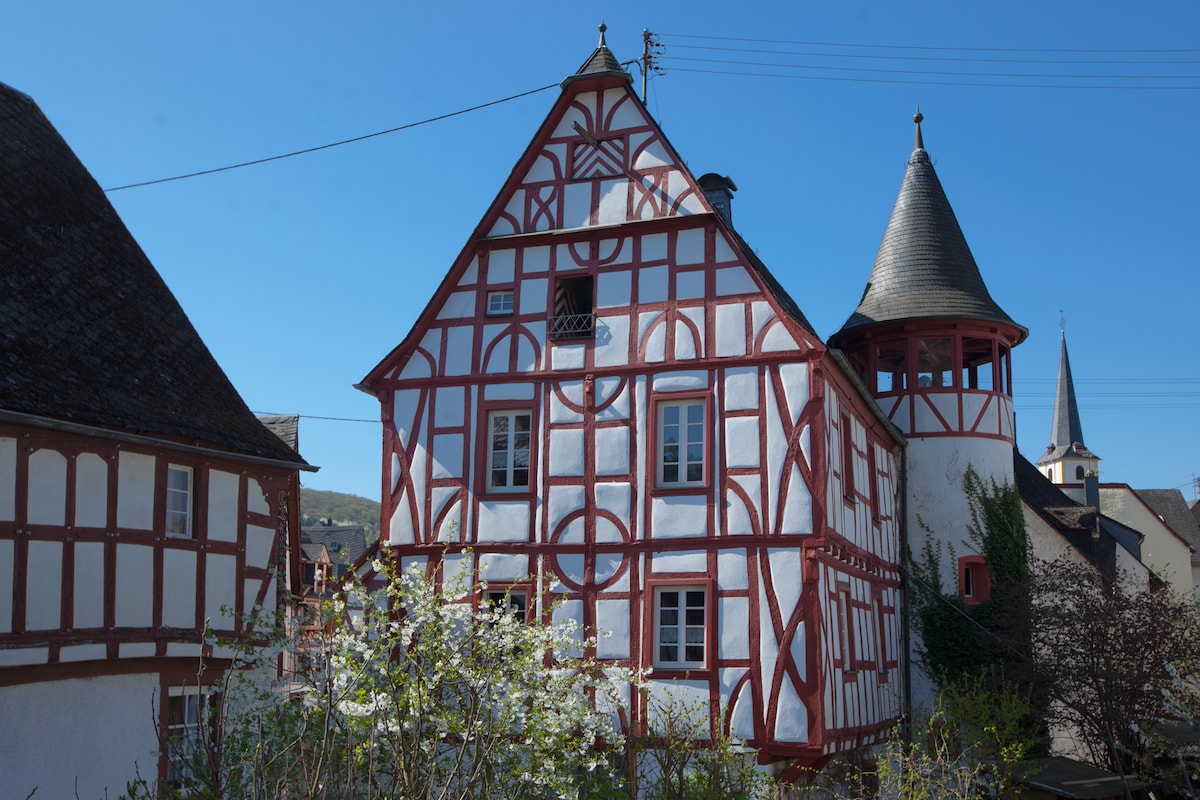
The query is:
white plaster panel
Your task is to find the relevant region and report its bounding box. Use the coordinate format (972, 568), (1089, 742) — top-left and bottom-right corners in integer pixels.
(651, 494), (708, 538)
(120, 641), (156, 658)
(434, 386), (466, 427)
(525, 151), (559, 184)
(436, 291), (475, 320)
(638, 265), (669, 304)
(675, 314), (702, 361)
(552, 343), (586, 370)
(651, 550), (706, 574)
(205, 553), (238, 630)
(548, 485), (586, 534)
(790, 622), (807, 684)
(435, 499), (461, 543)
(483, 328), (510, 375)
(115, 544), (153, 628)
(714, 234), (736, 262)
(774, 681), (809, 742)
(484, 382), (535, 401)
(595, 377), (630, 420)
(673, 228), (704, 266)
(519, 277), (548, 314)
(552, 599), (586, 654)
(27, 449), (67, 526)
(549, 391), (582, 424)
(725, 417), (760, 468)
(962, 393), (995, 434)
(715, 304), (747, 357)
(477, 553), (528, 581)
(458, 256), (479, 287)
(652, 371), (708, 392)
(116, 452), (155, 531)
(676, 269), (705, 300)
(476, 502), (531, 542)
(243, 580), (261, 619)
(640, 232), (666, 262)
(549, 428), (585, 476)
(594, 315), (630, 368)
(718, 550), (749, 590)
(594, 427), (630, 476)
(516, 329), (541, 372)
(398, 344), (433, 380)
(719, 596), (750, 659)
(725, 489), (756, 536)
(764, 382), (787, 534)
(631, 132), (671, 169)
(599, 236), (631, 266)
(781, 464), (814, 535)
(167, 642), (203, 658)
(73, 541), (104, 629)
(557, 553), (585, 585)
(25, 540), (61, 630)
(594, 482), (631, 522)
(557, 243), (585, 269)
(72, 453), (108, 528)
(524, 246), (550, 275)
(0, 647), (47, 666)
(779, 363), (811, 423)
(0, 540), (11, 632)
(552, 95), (592, 137)
(750, 301), (775, 343)
(563, 182), (591, 229)
(914, 394), (948, 433)
(58, 643), (108, 662)
(557, 379), (585, 409)
(597, 269), (632, 308)
(645, 680), (709, 725)
(597, 179), (628, 225)
(393, 389), (423, 451)
(638, 310), (663, 346)
(596, 600), (631, 658)
(162, 549), (197, 628)
(933, 393), (961, 431)
(761, 322), (800, 353)
(388, 497), (415, 546)
(430, 433), (464, 479)
(768, 548), (804, 617)
(714, 266), (758, 296)
(245, 525), (275, 569)
(605, 88), (644, 130)
(487, 248), (515, 284)
(723, 367), (760, 411)
(0, 672), (162, 800)
(246, 478), (269, 516)
(443, 327), (474, 376)
(0, 438), (14, 520)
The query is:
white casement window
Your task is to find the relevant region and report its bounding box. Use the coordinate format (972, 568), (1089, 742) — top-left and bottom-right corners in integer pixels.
(483, 588), (529, 622)
(654, 586), (706, 668)
(166, 464), (193, 537)
(488, 410), (531, 491)
(487, 290), (514, 316)
(657, 400), (705, 487)
(166, 687), (212, 789)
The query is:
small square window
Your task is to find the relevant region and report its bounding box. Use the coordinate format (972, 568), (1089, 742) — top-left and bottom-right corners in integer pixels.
(488, 411), (531, 491)
(657, 400), (705, 487)
(483, 588), (529, 622)
(654, 586), (706, 668)
(166, 465), (193, 538)
(487, 290), (514, 316)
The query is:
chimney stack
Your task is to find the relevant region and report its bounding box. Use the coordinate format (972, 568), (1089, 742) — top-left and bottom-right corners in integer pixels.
(697, 173), (737, 227)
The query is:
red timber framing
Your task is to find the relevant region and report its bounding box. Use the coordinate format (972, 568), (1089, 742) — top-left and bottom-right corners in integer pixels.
(361, 52), (904, 769)
(837, 320), (1022, 443)
(0, 421), (299, 666)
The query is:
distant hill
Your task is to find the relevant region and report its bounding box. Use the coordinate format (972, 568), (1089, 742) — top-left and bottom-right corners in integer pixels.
(300, 489), (381, 537)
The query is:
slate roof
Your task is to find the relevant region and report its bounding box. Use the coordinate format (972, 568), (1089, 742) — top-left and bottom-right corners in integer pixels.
(832, 116), (1026, 343)
(300, 525), (370, 580)
(1038, 334), (1095, 464)
(1136, 489), (1200, 566)
(1014, 451), (1141, 573)
(0, 82), (308, 468)
(562, 23), (631, 86)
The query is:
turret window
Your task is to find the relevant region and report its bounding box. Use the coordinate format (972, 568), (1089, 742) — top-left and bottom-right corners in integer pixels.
(916, 337), (954, 389)
(874, 341), (907, 393)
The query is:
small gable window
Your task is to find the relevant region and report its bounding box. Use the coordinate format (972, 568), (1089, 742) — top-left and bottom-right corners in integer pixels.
(487, 290), (514, 316)
(166, 464), (193, 538)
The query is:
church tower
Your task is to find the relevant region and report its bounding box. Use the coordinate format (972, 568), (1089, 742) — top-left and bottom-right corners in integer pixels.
(828, 111), (1027, 628)
(1036, 332), (1099, 485)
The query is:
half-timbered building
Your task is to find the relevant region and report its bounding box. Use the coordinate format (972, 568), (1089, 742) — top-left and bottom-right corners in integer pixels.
(359, 29), (905, 775)
(0, 81), (312, 798)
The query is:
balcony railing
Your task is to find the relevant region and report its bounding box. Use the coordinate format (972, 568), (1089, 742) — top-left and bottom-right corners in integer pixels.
(550, 312), (596, 341)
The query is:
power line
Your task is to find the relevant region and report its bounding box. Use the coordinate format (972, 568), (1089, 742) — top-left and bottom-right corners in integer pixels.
(102, 83), (558, 193)
(655, 32), (1200, 56)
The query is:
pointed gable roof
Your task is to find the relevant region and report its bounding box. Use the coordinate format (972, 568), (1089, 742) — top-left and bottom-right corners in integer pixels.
(1039, 333), (1095, 463)
(833, 111), (1026, 342)
(0, 82), (309, 467)
(563, 23), (631, 86)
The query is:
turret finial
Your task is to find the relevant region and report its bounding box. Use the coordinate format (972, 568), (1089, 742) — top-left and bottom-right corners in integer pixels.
(599, 21), (608, 47)
(913, 105), (924, 150)
(1059, 308), (1067, 334)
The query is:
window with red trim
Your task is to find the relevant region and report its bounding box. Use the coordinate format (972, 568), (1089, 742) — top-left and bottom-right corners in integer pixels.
(958, 555), (991, 605)
(657, 399), (705, 488)
(487, 410), (531, 491)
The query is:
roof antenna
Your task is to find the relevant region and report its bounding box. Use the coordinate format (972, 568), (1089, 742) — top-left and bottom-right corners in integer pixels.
(913, 105), (924, 150)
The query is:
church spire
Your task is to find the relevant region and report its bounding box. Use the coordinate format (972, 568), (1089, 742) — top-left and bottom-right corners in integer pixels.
(1037, 328), (1099, 482)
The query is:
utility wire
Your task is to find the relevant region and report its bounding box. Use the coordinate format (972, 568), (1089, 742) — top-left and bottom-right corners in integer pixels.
(103, 83), (558, 193)
(655, 33), (1200, 56)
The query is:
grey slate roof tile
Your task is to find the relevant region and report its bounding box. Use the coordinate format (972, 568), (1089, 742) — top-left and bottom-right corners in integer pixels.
(0, 82), (308, 467)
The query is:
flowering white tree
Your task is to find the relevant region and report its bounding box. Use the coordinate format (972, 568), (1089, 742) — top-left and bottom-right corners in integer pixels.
(125, 558), (638, 800)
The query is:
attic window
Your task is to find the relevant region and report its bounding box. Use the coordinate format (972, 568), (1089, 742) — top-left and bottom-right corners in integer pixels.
(551, 277), (594, 340)
(487, 290), (514, 316)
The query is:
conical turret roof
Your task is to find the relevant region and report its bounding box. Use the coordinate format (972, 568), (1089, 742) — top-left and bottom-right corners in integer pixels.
(833, 112), (1026, 342)
(562, 23), (631, 87)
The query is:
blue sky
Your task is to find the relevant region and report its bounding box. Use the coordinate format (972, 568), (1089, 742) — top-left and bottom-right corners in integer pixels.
(6, 2), (1198, 502)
